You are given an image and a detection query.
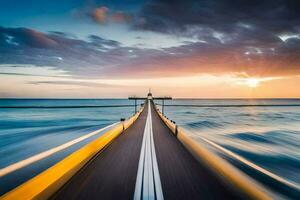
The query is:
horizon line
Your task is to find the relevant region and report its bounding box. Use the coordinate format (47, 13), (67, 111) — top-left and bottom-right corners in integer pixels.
(1, 97), (300, 100)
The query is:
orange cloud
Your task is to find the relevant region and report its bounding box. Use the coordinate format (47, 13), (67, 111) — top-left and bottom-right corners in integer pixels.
(90, 7), (132, 25)
(91, 7), (109, 24)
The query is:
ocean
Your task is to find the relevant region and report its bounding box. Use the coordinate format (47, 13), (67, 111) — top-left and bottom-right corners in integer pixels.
(0, 99), (138, 194)
(0, 99), (299, 199)
(156, 99), (300, 199)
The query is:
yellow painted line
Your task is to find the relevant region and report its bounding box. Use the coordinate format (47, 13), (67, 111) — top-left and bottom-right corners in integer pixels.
(155, 107), (272, 200)
(0, 106), (144, 200)
(0, 122), (118, 178)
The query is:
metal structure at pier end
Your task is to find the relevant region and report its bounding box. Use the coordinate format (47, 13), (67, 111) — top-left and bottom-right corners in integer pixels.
(129, 89), (172, 114)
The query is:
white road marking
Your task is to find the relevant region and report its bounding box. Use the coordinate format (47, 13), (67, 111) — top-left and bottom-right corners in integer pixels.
(0, 122), (118, 177)
(134, 101), (164, 200)
(149, 104), (164, 200)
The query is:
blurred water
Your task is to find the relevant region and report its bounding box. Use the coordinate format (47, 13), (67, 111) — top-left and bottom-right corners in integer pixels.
(1, 99), (299, 199)
(0, 99), (140, 195)
(156, 99), (300, 199)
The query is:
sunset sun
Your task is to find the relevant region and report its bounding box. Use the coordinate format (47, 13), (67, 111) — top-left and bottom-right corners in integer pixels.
(246, 78), (260, 88)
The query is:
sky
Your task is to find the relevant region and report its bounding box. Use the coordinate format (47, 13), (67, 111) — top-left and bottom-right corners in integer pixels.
(0, 0), (300, 98)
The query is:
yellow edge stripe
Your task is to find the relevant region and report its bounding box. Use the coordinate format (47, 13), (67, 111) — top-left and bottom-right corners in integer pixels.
(155, 108), (272, 200)
(0, 106), (144, 200)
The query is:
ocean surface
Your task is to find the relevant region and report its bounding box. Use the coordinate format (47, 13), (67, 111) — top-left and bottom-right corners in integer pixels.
(156, 99), (300, 199)
(0, 99), (139, 195)
(0, 99), (299, 199)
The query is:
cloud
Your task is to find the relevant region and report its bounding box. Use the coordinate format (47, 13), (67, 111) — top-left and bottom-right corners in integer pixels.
(0, 27), (58, 48)
(87, 6), (133, 25)
(118, 0), (300, 77)
(135, 0), (300, 34)
(1, 25), (300, 79)
(0, 26), (123, 77)
(88, 35), (121, 47)
(28, 80), (122, 88)
(90, 6), (109, 24)
(0, 72), (64, 78)
(131, 0), (300, 68)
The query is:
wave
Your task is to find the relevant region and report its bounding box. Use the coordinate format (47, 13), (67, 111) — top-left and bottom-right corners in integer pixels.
(200, 137), (300, 194)
(263, 130), (300, 148)
(186, 120), (222, 129)
(0, 118), (114, 130)
(227, 132), (275, 144)
(183, 111), (196, 114)
(0, 124), (108, 147)
(223, 145), (300, 169)
(226, 130), (300, 150)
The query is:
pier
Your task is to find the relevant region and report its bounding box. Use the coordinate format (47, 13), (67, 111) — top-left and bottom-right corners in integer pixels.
(0, 93), (271, 200)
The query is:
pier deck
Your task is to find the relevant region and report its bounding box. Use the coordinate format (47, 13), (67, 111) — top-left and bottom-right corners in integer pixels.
(52, 100), (242, 200)
(52, 103), (148, 200)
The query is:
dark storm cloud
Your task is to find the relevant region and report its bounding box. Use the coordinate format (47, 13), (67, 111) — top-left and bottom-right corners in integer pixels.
(126, 0), (300, 77)
(133, 0), (300, 61)
(136, 0), (300, 34)
(0, 26), (125, 78)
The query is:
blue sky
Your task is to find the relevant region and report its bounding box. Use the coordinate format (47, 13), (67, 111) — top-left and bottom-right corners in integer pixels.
(0, 0), (147, 46)
(0, 0), (189, 48)
(0, 0), (300, 97)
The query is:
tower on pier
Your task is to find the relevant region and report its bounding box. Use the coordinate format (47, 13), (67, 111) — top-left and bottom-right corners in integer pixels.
(147, 89), (153, 100)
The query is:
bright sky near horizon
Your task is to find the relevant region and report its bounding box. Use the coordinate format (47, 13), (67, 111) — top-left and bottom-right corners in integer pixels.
(0, 0), (300, 98)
